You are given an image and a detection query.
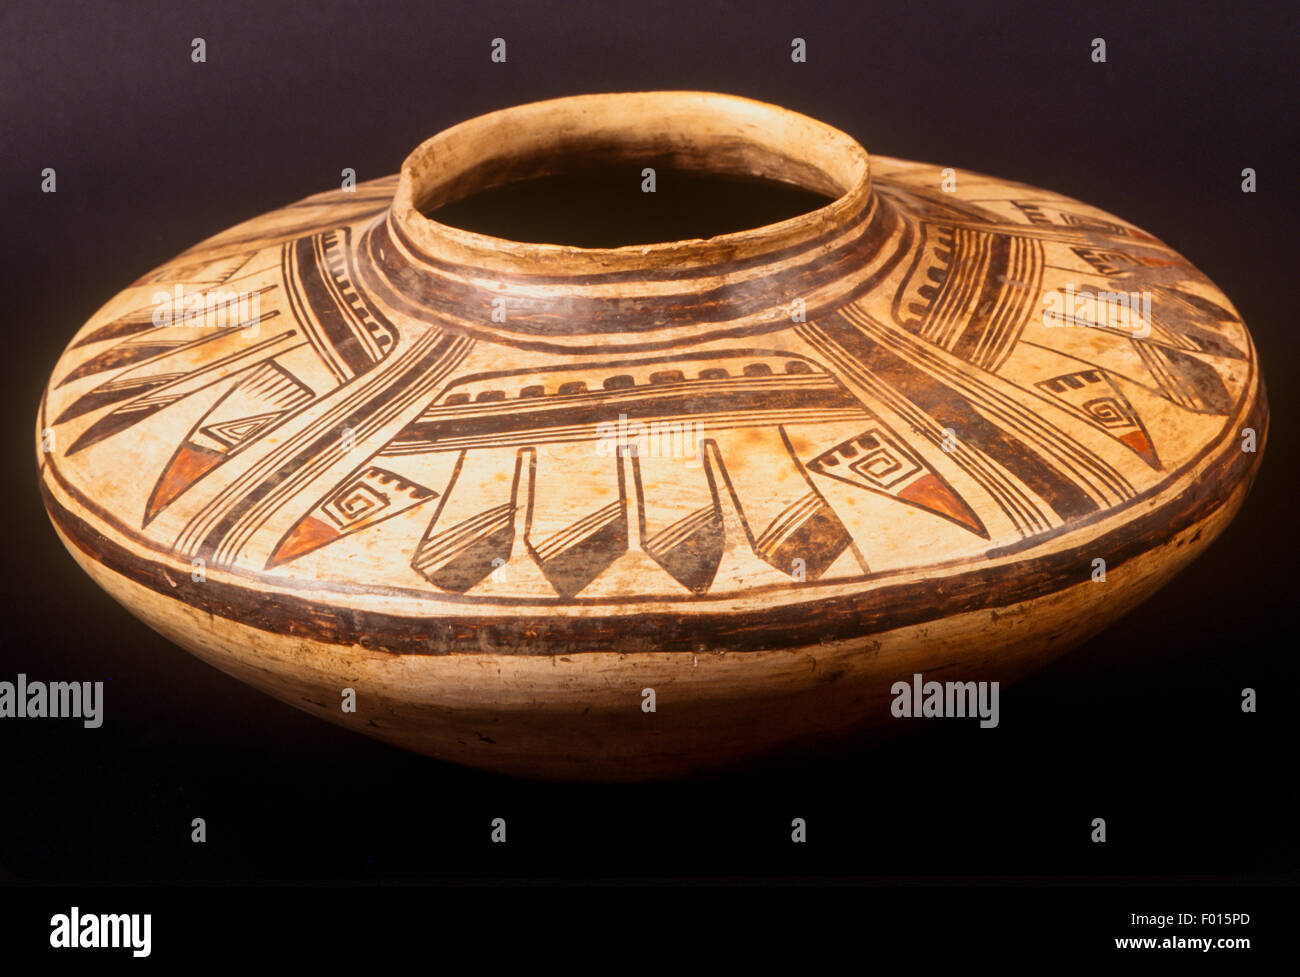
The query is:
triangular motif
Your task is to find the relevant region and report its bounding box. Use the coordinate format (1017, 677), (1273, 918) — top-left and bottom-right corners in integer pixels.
(808, 427), (988, 537)
(1035, 369), (1160, 468)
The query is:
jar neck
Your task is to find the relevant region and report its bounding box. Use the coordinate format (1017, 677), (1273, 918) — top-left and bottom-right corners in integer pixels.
(360, 91), (890, 350)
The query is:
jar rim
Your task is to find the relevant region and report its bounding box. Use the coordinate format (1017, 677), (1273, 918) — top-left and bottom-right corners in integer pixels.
(389, 91), (874, 277)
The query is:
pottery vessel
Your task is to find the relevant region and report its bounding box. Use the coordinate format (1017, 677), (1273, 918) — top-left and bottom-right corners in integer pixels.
(36, 92), (1267, 780)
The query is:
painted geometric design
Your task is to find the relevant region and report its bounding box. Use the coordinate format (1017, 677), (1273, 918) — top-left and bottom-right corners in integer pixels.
(1035, 370), (1159, 468)
(269, 466), (437, 568)
(144, 361), (315, 524)
(752, 491), (853, 580)
(413, 501), (516, 593)
(809, 428), (988, 536)
(1131, 339), (1233, 414)
(56, 313), (295, 455)
(894, 223), (1044, 372)
(38, 160), (1258, 606)
(643, 503), (725, 594)
(529, 497), (628, 597)
(411, 449), (528, 593)
(286, 227), (398, 381)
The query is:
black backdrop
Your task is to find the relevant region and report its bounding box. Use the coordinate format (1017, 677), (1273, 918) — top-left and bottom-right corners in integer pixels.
(1, 0), (1295, 923)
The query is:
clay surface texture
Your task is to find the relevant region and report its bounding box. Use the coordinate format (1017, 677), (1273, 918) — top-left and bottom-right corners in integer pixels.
(36, 93), (1266, 779)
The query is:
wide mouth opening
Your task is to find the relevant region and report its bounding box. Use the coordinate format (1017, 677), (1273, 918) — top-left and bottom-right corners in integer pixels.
(392, 92), (872, 269)
(425, 163), (838, 248)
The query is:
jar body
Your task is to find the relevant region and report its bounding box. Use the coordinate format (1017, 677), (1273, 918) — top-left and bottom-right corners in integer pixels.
(36, 95), (1267, 780)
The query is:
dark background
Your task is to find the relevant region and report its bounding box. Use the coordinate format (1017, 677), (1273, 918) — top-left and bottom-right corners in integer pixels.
(1, 0), (1296, 887)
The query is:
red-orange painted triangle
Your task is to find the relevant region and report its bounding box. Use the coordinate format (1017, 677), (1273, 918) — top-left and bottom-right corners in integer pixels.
(897, 473), (988, 539)
(267, 515), (340, 569)
(1119, 429), (1160, 468)
(143, 442), (224, 526)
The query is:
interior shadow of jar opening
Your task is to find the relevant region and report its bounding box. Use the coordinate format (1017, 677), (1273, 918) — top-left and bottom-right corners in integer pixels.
(422, 157), (838, 249)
